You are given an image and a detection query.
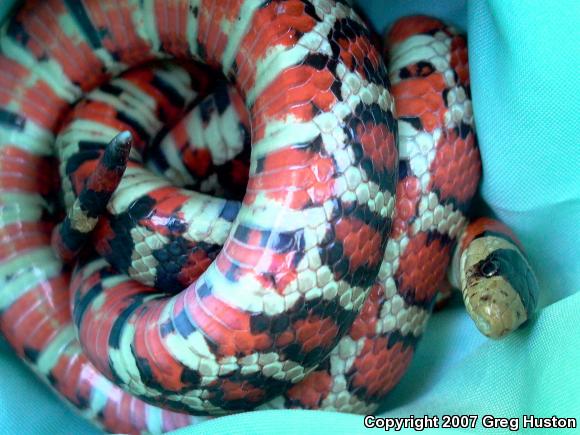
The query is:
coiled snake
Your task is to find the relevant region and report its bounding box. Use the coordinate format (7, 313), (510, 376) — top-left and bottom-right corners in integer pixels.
(0, 1), (539, 433)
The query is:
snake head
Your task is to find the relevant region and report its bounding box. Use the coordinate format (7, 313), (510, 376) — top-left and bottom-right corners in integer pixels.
(460, 233), (539, 339)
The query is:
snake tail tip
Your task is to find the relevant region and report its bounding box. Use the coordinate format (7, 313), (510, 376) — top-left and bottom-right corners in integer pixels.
(109, 131), (133, 155)
(116, 130), (133, 144)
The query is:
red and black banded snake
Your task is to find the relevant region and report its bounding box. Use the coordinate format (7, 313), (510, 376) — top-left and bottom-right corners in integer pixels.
(0, 2), (539, 433)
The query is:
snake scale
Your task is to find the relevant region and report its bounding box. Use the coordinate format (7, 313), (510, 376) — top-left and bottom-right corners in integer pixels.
(0, 1), (539, 433)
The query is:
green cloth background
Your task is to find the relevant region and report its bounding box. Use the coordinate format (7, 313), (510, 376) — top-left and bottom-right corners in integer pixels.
(0, 0), (578, 433)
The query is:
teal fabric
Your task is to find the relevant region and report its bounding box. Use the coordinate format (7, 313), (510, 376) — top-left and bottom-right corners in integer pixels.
(0, 1), (578, 433)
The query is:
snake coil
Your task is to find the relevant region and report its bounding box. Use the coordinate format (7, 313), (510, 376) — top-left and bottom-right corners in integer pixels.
(0, 2), (538, 433)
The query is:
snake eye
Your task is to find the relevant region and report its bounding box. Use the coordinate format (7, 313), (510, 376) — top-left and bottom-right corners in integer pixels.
(480, 258), (500, 277)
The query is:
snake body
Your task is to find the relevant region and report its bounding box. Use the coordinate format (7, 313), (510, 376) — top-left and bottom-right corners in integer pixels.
(0, 2), (538, 433)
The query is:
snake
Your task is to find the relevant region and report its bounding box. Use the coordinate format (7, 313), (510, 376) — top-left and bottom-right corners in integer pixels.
(0, 1), (540, 434)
